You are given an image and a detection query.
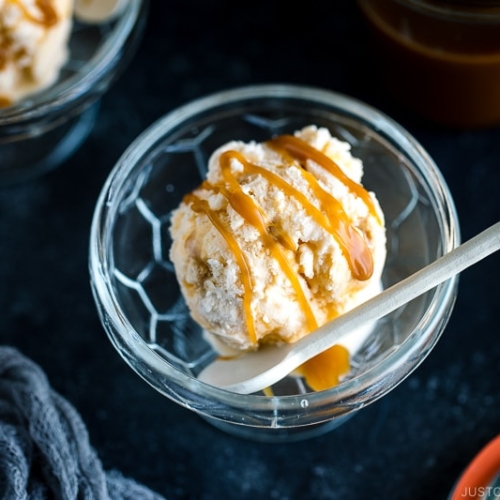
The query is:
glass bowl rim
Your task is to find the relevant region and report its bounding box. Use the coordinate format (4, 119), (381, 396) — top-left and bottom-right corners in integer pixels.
(89, 83), (460, 421)
(0, 0), (146, 126)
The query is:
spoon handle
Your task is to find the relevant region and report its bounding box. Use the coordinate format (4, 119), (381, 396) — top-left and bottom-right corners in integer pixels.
(297, 221), (500, 360)
(207, 221), (500, 394)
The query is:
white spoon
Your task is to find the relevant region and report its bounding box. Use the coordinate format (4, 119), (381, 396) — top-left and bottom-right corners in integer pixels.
(198, 221), (500, 394)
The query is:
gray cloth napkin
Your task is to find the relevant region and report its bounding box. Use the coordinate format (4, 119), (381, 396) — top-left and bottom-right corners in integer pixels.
(0, 346), (166, 500)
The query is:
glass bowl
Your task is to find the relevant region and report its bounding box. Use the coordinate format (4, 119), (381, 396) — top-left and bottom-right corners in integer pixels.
(89, 84), (460, 442)
(0, 0), (148, 185)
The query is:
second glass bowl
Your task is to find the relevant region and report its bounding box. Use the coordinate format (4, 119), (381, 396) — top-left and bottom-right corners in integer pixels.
(89, 84), (460, 442)
(0, 0), (148, 185)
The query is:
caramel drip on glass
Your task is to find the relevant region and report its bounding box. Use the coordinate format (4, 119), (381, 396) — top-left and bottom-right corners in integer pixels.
(9, 0), (59, 27)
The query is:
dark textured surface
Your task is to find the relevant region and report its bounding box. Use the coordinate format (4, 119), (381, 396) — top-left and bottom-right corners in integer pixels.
(1, 1), (499, 499)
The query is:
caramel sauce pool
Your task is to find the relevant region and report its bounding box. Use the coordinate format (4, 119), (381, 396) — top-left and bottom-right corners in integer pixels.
(296, 344), (350, 392)
(185, 134), (378, 391)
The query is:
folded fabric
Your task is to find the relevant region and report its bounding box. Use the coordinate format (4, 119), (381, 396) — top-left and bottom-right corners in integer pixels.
(0, 346), (166, 500)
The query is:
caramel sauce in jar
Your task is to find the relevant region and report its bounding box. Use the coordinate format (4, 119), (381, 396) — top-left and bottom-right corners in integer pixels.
(357, 0), (500, 128)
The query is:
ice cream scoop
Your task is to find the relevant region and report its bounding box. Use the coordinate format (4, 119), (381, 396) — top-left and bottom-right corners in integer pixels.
(0, 0), (73, 107)
(169, 126), (387, 356)
(199, 221), (500, 394)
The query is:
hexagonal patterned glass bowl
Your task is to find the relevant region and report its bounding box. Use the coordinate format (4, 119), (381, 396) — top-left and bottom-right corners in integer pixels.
(0, 0), (147, 185)
(89, 84), (460, 442)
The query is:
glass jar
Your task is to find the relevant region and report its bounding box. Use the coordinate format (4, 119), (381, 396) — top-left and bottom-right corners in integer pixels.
(357, 0), (500, 128)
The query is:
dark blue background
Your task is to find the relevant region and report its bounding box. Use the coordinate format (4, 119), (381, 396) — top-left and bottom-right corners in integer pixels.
(1, 1), (499, 498)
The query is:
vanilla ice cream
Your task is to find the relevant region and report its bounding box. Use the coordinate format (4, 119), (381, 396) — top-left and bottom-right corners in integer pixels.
(0, 0), (73, 107)
(169, 125), (387, 356)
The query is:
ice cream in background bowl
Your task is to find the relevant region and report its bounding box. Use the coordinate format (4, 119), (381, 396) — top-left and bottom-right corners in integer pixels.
(0, 0), (148, 184)
(89, 84), (460, 442)
(0, 0), (73, 107)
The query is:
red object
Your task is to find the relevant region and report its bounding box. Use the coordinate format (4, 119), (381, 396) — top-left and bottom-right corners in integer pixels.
(451, 434), (500, 500)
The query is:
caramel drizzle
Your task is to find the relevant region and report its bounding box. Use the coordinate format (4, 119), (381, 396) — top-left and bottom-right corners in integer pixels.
(270, 135), (382, 224)
(0, 96), (12, 107)
(184, 135), (378, 345)
(268, 135), (377, 281)
(184, 193), (257, 344)
(0, 0), (59, 72)
(219, 151), (319, 336)
(0, 51), (7, 72)
(9, 0), (59, 27)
